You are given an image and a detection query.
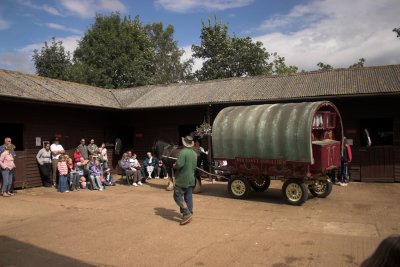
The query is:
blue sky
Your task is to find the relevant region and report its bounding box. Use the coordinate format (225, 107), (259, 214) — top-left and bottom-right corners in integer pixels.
(0, 0), (399, 74)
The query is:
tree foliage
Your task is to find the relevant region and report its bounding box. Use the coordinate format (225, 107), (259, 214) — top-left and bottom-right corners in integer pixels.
(144, 22), (192, 84)
(270, 52), (298, 75)
(317, 62), (334, 71)
(72, 13), (155, 88)
(32, 37), (71, 80)
(349, 58), (365, 68)
(192, 17), (271, 81)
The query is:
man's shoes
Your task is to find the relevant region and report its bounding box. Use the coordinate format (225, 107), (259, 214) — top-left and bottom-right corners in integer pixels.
(137, 181), (143, 186)
(132, 182), (138, 187)
(155, 176), (159, 179)
(180, 214), (193, 225)
(342, 182), (348, 187)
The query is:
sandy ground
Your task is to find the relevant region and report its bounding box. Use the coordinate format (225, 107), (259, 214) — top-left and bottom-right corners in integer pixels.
(0, 177), (399, 267)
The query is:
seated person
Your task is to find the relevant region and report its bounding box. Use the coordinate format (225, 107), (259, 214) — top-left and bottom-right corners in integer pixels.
(103, 167), (115, 186)
(89, 159), (104, 191)
(130, 152), (144, 182)
(156, 159), (168, 179)
(75, 157), (89, 184)
(144, 152), (158, 179)
(120, 153), (142, 186)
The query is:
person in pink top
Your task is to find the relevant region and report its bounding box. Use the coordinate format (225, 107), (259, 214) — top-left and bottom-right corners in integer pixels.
(57, 155), (69, 193)
(0, 143), (16, 197)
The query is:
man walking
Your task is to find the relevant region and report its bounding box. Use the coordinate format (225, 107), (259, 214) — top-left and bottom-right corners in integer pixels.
(173, 136), (197, 225)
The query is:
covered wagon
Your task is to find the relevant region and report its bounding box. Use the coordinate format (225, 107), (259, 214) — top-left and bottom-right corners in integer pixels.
(212, 101), (343, 205)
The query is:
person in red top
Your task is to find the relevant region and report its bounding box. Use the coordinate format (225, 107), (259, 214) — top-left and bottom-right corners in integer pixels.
(340, 137), (352, 186)
(73, 147), (82, 167)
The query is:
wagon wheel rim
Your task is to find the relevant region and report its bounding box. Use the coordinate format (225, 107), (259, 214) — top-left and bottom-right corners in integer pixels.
(312, 181), (327, 194)
(286, 183), (303, 201)
(253, 176), (266, 187)
(231, 180), (246, 196)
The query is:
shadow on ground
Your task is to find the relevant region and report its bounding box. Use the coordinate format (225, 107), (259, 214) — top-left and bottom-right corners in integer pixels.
(154, 207), (181, 222)
(0, 236), (105, 267)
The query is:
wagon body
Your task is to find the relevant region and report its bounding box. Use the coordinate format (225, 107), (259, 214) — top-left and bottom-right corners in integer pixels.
(212, 101), (343, 205)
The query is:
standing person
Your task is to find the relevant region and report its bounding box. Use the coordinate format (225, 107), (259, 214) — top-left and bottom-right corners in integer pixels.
(0, 144), (16, 197)
(77, 138), (89, 160)
(99, 142), (109, 170)
(88, 138), (100, 157)
(173, 136), (197, 225)
(340, 137), (352, 186)
(0, 137), (16, 156)
(36, 142), (52, 187)
(50, 137), (65, 187)
(57, 156), (69, 193)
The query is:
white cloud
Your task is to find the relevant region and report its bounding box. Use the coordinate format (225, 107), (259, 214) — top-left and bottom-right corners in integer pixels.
(60, 0), (127, 18)
(181, 45), (204, 73)
(252, 0), (400, 71)
(1, 35), (81, 74)
(46, 23), (82, 34)
(0, 51), (34, 74)
(0, 18), (10, 30)
(16, 0), (63, 16)
(155, 0), (254, 13)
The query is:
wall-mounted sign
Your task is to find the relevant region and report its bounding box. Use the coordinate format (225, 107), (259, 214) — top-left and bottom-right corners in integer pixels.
(35, 137), (41, 146)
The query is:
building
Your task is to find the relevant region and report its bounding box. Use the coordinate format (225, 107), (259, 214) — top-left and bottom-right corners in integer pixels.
(1, 64), (400, 187)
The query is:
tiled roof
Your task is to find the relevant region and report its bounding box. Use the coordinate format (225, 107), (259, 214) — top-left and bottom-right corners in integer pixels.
(114, 64), (400, 109)
(0, 69), (121, 109)
(1, 65), (399, 109)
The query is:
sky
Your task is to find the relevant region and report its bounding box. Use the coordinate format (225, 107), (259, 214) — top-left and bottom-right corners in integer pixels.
(0, 0), (399, 74)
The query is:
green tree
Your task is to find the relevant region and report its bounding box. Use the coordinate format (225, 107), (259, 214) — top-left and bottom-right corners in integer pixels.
(192, 17), (270, 81)
(349, 58), (365, 68)
(32, 37), (72, 80)
(393, 27), (400, 38)
(72, 13), (154, 88)
(270, 52), (298, 75)
(145, 22), (192, 84)
(317, 62), (333, 71)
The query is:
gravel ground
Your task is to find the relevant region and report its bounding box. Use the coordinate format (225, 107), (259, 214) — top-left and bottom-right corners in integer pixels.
(0, 177), (399, 267)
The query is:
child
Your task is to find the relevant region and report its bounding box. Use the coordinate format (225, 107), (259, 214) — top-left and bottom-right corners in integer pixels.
(67, 157), (79, 191)
(90, 159), (104, 191)
(57, 156), (69, 193)
(80, 177), (87, 189)
(103, 168), (115, 186)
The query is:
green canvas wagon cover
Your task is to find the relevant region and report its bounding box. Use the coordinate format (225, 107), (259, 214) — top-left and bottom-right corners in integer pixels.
(212, 101), (340, 164)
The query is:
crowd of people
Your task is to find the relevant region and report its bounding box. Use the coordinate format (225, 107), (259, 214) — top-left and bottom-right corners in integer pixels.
(35, 137), (170, 192)
(36, 137), (116, 192)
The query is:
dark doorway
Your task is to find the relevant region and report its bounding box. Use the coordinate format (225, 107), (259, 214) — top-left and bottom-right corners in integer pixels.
(0, 123), (24, 151)
(360, 118), (393, 147)
(359, 118), (394, 182)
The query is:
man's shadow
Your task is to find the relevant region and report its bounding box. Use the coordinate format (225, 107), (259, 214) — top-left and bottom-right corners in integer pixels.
(154, 207), (181, 222)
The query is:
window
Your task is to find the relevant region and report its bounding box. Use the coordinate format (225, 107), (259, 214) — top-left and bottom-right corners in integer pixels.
(360, 118), (393, 146)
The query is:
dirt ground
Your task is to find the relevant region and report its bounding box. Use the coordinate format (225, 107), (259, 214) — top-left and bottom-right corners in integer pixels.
(0, 177), (399, 267)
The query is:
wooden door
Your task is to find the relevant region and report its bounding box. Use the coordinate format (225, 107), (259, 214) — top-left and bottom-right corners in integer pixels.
(360, 146), (394, 182)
